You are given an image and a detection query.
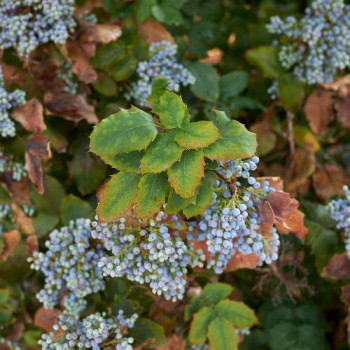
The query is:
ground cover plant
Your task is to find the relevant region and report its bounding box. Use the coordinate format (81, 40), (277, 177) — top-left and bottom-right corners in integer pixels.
(1, 0), (350, 349)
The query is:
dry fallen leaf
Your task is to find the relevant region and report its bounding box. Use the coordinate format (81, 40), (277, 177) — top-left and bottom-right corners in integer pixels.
(137, 19), (175, 44)
(26, 234), (38, 256)
(265, 192), (299, 218)
(200, 48), (223, 65)
(34, 308), (61, 333)
(321, 252), (350, 280)
(304, 88), (334, 136)
(155, 335), (185, 350)
(94, 24), (122, 44)
(44, 92), (98, 124)
(312, 163), (349, 201)
(275, 208), (307, 242)
(11, 203), (35, 234)
(258, 201), (275, 227)
(0, 230), (20, 262)
(12, 98), (46, 134)
(225, 252), (260, 272)
(256, 177), (284, 191)
(335, 95), (350, 130)
(25, 135), (52, 195)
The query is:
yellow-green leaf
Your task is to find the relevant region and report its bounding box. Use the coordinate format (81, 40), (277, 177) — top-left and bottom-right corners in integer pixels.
(215, 300), (257, 328)
(168, 150), (204, 199)
(135, 173), (168, 218)
(97, 172), (140, 222)
(140, 131), (184, 173)
(157, 91), (186, 129)
(101, 151), (143, 173)
(189, 307), (215, 345)
(208, 317), (238, 350)
(175, 121), (220, 149)
(90, 107), (157, 156)
(166, 188), (198, 214)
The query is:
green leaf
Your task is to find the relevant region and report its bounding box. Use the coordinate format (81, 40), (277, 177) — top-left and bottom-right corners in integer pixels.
(135, 173), (168, 218)
(0, 289), (9, 304)
(174, 121), (220, 149)
(151, 0), (186, 25)
(97, 172), (140, 222)
(157, 91), (187, 129)
(140, 131), (184, 173)
(60, 195), (93, 226)
(109, 56), (138, 81)
(168, 150), (204, 198)
(245, 46), (283, 78)
(278, 73), (305, 111)
(129, 318), (166, 347)
(220, 71), (249, 100)
(166, 188), (197, 214)
(183, 171), (217, 218)
(215, 300), (257, 328)
(33, 212), (59, 236)
(148, 77), (168, 110)
(134, 0), (157, 22)
(201, 282), (233, 305)
(23, 330), (42, 346)
(186, 62), (219, 102)
(90, 107), (157, 156)
(208, 317), (238, 350)
(189, 307), (215, 345)
(101, 151), (143, 173)
(92, 73), (117, 97)
(204, 110), (257, 161)
(91, 42), (125, 69)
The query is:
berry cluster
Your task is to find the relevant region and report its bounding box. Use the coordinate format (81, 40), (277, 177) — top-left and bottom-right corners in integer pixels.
(0, 151), (26, 181)
(39, 310), (137, 350)
(0, 67), (26, 138)
(29, 219), (105, 313)
(328, 186), (350, 257)
(92, 212), (205, 302)
(57, 62), (78, 95)
(126, 41), (195, 107)
(188, 157), (280, 274)
(0, 0), (76, 57)
(266, 0), (350, 84)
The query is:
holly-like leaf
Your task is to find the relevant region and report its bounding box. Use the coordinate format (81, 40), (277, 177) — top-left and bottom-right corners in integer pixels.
(208, 317), (238, 350)
(157, 91), (187, 129)
(183, 171), (216, 218)
(215, 300), (257, 328)
(60, 195), (93, 226)
(174, 121), (220, 149)
(101, 151), (144, 173)
(200, 283), (233, 305)
(135, 173), (168, 219)
(166, 188), (197, 214)
(204, 111), (257, 161)
(97, 172), (141, 222)
(140, 131), (184, 173)
(90, 107), (157, 156)
(168, 150), (204, 198)
(189, 307), (215, 345)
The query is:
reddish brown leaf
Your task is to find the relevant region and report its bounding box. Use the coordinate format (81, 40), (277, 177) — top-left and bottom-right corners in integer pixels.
(323, 74), (350, 91)
(156, 335), (185, 350)
(312, 163), (349, 201)
(0, 230), (20, 262)
(275, 208), (307, 242)
(335, 96), (350, 129)
(1, 177), (31, 206)
(11, 203), (34, 234)
(321, 252), (350, 280)
(12, 98), (46, 134)
(200, 48), (223, 66)
(225, 252), (260, 272)
(137, 19), (175, 44)
(265, 192), (298, 218)
(34, 308), (61, 333)
(256, 176), (284, 191)
(26, 235), (38, 256)
(44, 92), (98, 124)
(304, 88), (334, 136)
(94, 24), (122, 44)
(258, 201), (275, 227)
(341, 284), (350, 306)
(25, 135), (51, 195)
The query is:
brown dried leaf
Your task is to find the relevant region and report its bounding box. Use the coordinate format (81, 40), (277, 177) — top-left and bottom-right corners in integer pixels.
(323, 74), (350, 91)
(256, 176), (284, 191)
(321, 252), (350, 280)
(94, 24), (122, 44)
(137, 19), (175, 44)
(225, 252), (260, 272)
(1, 177), (31, 206)
(200, 48), (223, 65)
(25, 135), (51, 195)
(335, 96), (350, 129)
(44, 92), (98, 124)
(0, 63), (25, 88)
(341, 284), (350, 306)
(12, 98), (46, 134)
(312, 163), (349, 201)
(304, 88), (334, 136)
(11, 203), (34, 234)
(156, 335), (185, 350)
(34, 308), (61, 333)
(285, 149), (316, 193)
(265, 192), (299, 218)
(258, 201), (275, 227)
(0, 230), (20, 262)
(275, 208), (307, 242)
(26, 235), (38, 256)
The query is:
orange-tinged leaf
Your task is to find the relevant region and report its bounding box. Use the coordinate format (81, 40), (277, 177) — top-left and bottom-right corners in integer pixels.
(0, 230), (20, 262)
(11, 203), (35, 234)
(275, 208), (307, 241)
(321, 252), (350, 280)
(258, 201), (275, 227)
(26, 234), (38, 256)
(34, 307), (61, 333)
(137, 19), (175, 44)
(225, 252), (260, 272)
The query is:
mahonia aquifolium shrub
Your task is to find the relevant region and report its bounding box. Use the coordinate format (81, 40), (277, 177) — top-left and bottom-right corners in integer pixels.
(188, 157), (280, 274)
(0, 0), (75, 57)
(39, 311), (137, 350)
(126, 41), (195, 107)
(0, 67), (26, 138)
(328, 186), (350, 257)
(267, 0), (350, 84)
